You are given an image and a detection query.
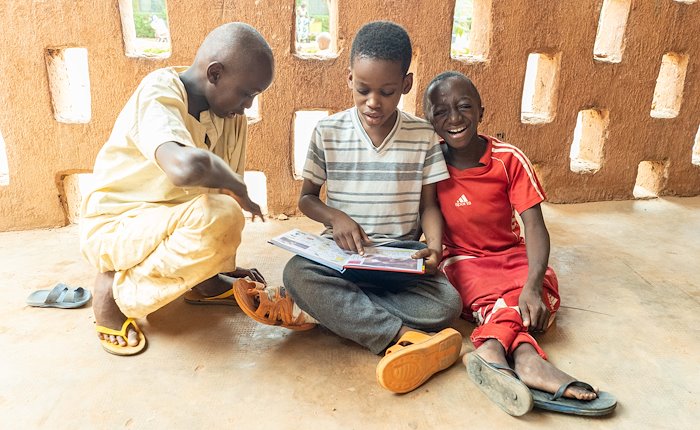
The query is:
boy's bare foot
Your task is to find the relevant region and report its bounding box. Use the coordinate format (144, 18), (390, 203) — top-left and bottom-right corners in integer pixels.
(191, 274), (233, 297)
(93, 271), (139, 347)
(471, 338), (511, 372)
(513, 343), (598, 400)
(191, 267), (266, 298)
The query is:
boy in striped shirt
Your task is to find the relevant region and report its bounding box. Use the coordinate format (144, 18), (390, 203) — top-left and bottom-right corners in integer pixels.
(282, 21), (463, 394)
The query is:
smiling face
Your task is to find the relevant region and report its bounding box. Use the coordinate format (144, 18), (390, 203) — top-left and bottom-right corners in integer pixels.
(427, 76), (484, 151)
(348, 57), (412, 143)
(205, 56), (273, 118)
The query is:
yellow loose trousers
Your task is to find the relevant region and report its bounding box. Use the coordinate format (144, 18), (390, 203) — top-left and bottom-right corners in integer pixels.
(81, 194), (244, 318)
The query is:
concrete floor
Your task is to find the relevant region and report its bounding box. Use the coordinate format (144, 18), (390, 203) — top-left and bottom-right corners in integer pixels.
(1, 197), (698, 429)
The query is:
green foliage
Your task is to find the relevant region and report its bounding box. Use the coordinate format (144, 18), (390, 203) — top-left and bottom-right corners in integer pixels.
(134, 13), (155, 38)
(132, 0), (169, 38)
(312, 15), (329, 32)
(143, 47), (170, 55)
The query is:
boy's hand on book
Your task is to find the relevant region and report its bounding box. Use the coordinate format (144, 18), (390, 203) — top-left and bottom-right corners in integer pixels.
(412, 247), (441, 275)
(330, 213), (370, 255)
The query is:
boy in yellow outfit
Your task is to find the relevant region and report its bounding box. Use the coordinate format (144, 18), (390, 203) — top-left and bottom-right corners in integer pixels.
(81, 22), (307, 356)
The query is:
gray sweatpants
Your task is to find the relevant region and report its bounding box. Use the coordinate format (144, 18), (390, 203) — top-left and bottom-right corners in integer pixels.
(282, 241), (463, 354)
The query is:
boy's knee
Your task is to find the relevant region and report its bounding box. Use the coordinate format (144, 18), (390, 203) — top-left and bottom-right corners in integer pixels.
(282, 256), (304, 290)
(429, 278), (463, 323)
(194, 194), (244, 236)
(282, 256), (317, 297)
(445, 285), (464, 320)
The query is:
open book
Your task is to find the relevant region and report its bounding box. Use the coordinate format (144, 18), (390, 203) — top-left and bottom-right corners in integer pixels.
(269, 229), (424, 274)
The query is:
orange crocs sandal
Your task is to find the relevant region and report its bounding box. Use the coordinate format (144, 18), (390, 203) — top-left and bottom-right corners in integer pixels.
(95, 318), (147, 356)
(376, 328), (462, 393)
(232, 279), (317, 331)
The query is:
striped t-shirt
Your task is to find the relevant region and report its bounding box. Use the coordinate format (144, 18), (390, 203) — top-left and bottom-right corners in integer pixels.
(303, 107), (449, 240)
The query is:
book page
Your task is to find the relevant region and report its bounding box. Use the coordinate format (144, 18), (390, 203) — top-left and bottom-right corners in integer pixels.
(270, 229), (351, 270)
(345, 246), (424, 273)
(270, 229), (424, 274)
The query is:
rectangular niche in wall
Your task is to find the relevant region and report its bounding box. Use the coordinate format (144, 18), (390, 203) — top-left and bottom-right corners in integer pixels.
(293, 110), (329, 179)
(45, 47), (92, 124)
(397, 59), (418, 114)
(593, 0), (631, 63)
(650, 53), (689, 119)
(692, 125), (700, 167)
(520, 52), (561, 124)
(451, 0), (492, 62)
(246, 96), (260, 124)
(569, 109), (609, 174)
(0, 130), (9, 186)
(118, 0), (172, 58)
(243, 171), (269, 217)
(633, 160), (668, 199)
(295, 0), (337, 58)
(62, 173), (94, 224)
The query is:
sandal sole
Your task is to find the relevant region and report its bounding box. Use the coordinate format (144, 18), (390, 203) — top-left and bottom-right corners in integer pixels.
(466, 353), (533, 416)
(377, 328), (462, 394)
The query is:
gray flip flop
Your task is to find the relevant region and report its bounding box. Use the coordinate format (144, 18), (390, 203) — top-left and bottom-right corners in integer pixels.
(465, 352), (534, 416)
(531, 380), (617, 416)
(26, 283), (91, 309)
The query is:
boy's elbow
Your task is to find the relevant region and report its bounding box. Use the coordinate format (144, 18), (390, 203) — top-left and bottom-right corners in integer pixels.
(168, 151), (210, 187)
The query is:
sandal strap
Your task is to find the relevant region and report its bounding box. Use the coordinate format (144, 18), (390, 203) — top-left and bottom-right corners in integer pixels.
(551, 380), (596, 401)
(385, 331), (432, 355)
(44, 283), (69, 304)
(249, 286), (307, 326)
(95, 318), (140, 337)
(490, 362), (522, 380)
(204, 287), (235, 301)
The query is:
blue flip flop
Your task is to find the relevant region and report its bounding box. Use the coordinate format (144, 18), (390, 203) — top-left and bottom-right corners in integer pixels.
(26, 283), (91, 309)
(531, 380), (617, 416)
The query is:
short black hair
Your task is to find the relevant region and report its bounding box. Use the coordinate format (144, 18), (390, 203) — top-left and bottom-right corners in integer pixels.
(350, 21), (412, 75)
(422, 71), (482, 120)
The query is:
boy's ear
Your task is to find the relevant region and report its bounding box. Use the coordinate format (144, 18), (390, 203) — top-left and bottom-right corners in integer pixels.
(480, 105), (485, 122)
(347, 67), (353, 89)
(206, 62), (224, 85)
(402, 73), (413, 95)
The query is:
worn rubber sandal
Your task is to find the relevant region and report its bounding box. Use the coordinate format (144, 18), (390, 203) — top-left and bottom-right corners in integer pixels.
(95, 318), (147, 356)
(232, 278), (316, 331)
(184, 286), (237, 306)
(465, 352), (533, 416)
(184, 274), (240, 306)
(26, 283), (91, 309)
(376, 328), (462, 394)
(531, 380), (617, 416)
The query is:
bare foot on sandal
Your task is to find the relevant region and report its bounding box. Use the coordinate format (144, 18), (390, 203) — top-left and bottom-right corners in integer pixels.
(93, 271), (139, 347)
(189, 268), (267, 300)
(513, 343), (598, 400)
(470, 339), (512, 373)
(191, 273), (236, 297)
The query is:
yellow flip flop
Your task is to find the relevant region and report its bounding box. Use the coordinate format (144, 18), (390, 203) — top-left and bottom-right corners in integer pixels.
(184, 286), (238, 306)
(376, 328), (462, 393)
(95, 318), (147, 356)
